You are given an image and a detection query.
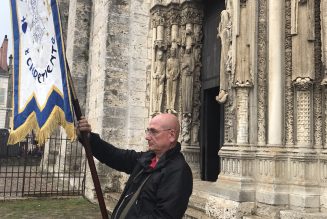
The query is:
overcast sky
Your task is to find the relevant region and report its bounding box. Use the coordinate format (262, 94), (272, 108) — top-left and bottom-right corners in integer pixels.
(0, 1), (13, 58)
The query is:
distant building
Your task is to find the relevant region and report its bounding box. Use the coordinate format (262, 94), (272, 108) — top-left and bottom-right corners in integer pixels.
(0, 35), (12, 129)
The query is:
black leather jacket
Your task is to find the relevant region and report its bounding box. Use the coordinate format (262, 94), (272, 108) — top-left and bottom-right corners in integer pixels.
(90, 133), (193, 219)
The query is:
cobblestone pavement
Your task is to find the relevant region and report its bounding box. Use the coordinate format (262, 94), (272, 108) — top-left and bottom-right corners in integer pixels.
(0, 197), (103, 219)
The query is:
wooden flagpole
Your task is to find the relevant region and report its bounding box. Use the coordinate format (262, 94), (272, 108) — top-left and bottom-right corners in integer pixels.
(66, 66), (109, 219)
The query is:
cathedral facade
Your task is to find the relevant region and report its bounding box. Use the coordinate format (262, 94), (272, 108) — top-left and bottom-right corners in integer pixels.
(59, 0), (327, 217)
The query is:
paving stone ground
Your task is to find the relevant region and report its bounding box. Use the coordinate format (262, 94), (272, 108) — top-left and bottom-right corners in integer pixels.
(0, 197), (103, 219)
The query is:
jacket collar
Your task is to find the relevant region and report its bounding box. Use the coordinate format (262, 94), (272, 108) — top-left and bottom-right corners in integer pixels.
(138, 142), (181, 170)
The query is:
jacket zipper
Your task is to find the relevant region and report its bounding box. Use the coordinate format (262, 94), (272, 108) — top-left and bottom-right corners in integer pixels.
(113, 192), (134, 219)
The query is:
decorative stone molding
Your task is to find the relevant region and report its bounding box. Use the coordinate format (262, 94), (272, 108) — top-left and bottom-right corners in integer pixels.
(220, 152), (254, 178)
(290, 157), (318, 183)
(235, 86), (251, 144)
(257, 0), (267, 145)
(293, 78), (313, 147)
(256, 157), (288, 181)
(285, 0), (295, 146)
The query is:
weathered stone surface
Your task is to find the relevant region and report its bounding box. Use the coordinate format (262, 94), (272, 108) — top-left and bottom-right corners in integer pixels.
(60, 0), (327, 218)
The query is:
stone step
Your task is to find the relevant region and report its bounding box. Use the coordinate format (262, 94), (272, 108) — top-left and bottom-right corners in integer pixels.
(243, 216), (269, 219)
(104, 190), (215, 218)
(188, 193), (207, 213)
(184, 207), (211, 219)
(104, 192), (120, 215)
(184, 188), (214, 218)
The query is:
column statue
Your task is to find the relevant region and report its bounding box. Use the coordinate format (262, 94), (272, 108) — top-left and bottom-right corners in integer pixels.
(234, 0), (252, 86)
(216, 2), (232, 103)
(152, 49), (166, 114)
(291, 0), (315, 83)
(166, 48), (180, 113)
(181, 48), (195, 114)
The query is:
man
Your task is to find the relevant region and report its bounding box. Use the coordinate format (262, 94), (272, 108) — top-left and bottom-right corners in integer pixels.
(77, 113), (193, 218)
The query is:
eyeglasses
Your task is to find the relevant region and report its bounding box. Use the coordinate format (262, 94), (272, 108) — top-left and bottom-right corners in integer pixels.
(145, 128), (173, 136)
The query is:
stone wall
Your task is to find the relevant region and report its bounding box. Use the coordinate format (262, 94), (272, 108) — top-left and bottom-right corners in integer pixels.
(83, 0), (151, 199)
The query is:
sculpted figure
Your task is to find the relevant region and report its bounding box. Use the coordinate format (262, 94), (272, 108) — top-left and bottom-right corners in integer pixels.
(181, 48), (195, 114)
(216, 3), (232, 103)
(182, 113), (191, 144)
(291, 0), (315, 82)
(166, 48), (180, 113)
(234, 0), (252, 85)
(152, 50), (166, 114)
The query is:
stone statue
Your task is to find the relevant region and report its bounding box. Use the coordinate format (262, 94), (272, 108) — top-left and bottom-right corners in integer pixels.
(182, 113), (191, 144)
(181, 48), (195, 114)
(291, 0), (315, 82)
(234, 0), (252, 86)
(166, 48), (180, 113)
(321, 0), (327, 85)
(216, 4), (232, 104)
(152, 49), (166, 114)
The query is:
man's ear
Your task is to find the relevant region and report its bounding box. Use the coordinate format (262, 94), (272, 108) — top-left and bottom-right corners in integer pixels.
(169, 130), (176, 142)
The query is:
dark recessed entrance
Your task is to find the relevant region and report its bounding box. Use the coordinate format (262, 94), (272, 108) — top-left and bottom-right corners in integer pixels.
(200, 0), (225, 181)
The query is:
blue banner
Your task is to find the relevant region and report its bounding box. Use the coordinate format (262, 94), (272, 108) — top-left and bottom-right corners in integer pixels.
(8, 0), (76, 144)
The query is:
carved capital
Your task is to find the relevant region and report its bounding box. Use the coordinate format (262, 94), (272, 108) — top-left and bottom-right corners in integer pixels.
(181, 5), (203, 25)
(233, 81), (253, 88)
(293, 77), (313, 90)
(167, 7), (180, 25)
(154, 41), (167, 50)
(151, 6), (166, 28)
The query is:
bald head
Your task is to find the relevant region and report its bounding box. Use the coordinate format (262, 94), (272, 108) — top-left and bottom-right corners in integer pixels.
(151, 113), (180, 141)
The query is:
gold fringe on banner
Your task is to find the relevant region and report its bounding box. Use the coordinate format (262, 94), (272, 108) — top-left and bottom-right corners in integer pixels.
(7, 106), (76, 145)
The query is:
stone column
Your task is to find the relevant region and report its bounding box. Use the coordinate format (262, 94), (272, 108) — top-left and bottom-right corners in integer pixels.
(215, 0), (256, 203)
(268, 0), (284, 145)
(254, 0), (288, 208)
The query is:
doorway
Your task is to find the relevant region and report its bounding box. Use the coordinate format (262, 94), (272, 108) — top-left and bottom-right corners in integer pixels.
(200, 0), (225, 181)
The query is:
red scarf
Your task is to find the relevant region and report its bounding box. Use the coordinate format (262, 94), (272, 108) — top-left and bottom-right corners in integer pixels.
(149, 157), (158, 169)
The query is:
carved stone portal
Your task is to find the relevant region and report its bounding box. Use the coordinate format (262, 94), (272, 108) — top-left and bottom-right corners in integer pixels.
(150, 2), (203, 146)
